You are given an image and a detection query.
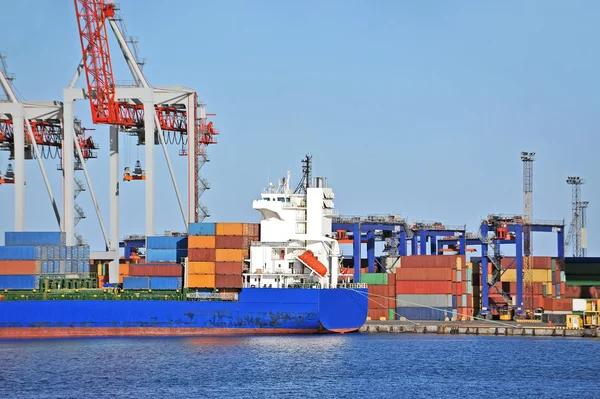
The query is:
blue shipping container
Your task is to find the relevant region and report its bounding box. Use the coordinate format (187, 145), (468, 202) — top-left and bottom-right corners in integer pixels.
(123, 277), (150, 290)
(0, 275), (38, 290)
(46, 246), (55, 261)
(35, 246), (43, 260)
(452, 295), (457, 309)
(80, 260), (90, 273)
(65, 261), (72, 273)
(4, 232), (65, 246)
(81, 245), (90, 260)
(150, 277), (182, 290)
(59, 246), (67, 260)
(0, 246), (36, 260)
(188, 223), (216, 236)
(395, 307), (453, 321)
(41, 261), (49, 274)
(146, 249), (187, 263)
(146, 236), (188, 250)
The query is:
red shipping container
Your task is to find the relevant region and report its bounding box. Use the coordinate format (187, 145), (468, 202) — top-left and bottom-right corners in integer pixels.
(129, 263), (183, 277)
(188, 248), (216, 262)
(456, 281), (463, 296)
(388, 297), (396, 309)
(0, 260), (38, 275)
(395, 280), (454, 295)
(215, 236), (244, 249)
(215, 274), (242, 289)
(533, 295), (544, 309)
(400, 255), (463, 269)
(215, 261), (243, 275)
(395, 267), (453, 281)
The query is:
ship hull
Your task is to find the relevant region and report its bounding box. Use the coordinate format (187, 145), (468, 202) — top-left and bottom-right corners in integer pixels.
(0, 288), (367, 339)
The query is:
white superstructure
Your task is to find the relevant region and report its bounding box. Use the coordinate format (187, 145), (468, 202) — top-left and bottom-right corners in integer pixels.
(243, 160), (341, 288)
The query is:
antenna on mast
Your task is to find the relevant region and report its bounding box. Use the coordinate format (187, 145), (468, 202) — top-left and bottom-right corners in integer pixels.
(294, 154), (312, 194)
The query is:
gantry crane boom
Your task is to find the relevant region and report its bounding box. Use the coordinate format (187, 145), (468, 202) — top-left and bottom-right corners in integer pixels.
(74, 0), (117, 124)
(74, 0), (196, 134)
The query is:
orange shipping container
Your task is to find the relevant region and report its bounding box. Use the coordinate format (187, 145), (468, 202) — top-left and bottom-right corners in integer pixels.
(188, 262), (216, 274)
(188, 235), (216, 249)
(395, 267), (453, 281)
(216, 249), (245, 262)
(0, 260), (39, 275)
(119, 263), (130, 276)
(215, 261), (243, 275)
(395, 280), (454, 295)
(216, 223), (244, 236)
(188, 274), (216, 288)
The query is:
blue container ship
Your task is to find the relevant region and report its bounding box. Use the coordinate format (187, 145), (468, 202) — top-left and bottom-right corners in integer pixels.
(0, 162), (368, 338)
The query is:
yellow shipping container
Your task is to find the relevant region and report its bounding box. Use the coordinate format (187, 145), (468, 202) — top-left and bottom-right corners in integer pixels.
(566, 314), (582, 329)
(456, 257), (462, 271)
(216, 249), (245, 262)
(188, 274), (216, 288)
(545, 283), (553, 296)
(188, 261), (216, 274)
(216, 223), (244, 236)
(502, 269), (551, 283)
(188, 235), (216, 249)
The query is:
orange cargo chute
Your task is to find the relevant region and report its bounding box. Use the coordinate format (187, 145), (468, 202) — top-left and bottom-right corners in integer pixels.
(297, 250), (327, 278)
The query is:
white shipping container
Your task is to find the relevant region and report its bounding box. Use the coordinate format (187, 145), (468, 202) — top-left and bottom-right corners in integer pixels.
(396, 294), (453, 308)
(572, 299), (587, 312)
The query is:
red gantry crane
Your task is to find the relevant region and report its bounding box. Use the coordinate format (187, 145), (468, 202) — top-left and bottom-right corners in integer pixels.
(69, 0), (217, 281)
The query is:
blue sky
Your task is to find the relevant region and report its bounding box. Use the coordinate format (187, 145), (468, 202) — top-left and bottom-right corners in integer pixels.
(0, 0), (597, 257)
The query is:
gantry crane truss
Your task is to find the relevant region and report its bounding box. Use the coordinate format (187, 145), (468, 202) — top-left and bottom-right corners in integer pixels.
(0, 54), (98, 237)
(70, 0), (217, 282)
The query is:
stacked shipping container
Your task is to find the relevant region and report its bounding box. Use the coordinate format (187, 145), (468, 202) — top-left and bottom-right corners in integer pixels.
(471, 256), (570, 315)
(0, 232), (91, 290)
(187, 222), (259, 290)
(119, 235), (187, 290)
(394, 255), (472, 321)
(363, 273), (396, 320)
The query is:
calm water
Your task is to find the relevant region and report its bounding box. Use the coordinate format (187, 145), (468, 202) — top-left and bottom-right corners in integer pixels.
(1, 334), (599, 398)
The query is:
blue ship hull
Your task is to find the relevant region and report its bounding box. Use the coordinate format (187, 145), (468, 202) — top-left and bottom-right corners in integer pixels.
(0, 288), (368, 338)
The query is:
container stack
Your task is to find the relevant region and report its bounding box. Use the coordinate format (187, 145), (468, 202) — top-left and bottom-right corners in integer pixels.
(394, 255), (467, 321)
(120, 235), (187, 290)
(146, 236), (188, 263)
(471, 256), (571, 316)
(187, 222), (259, 290)
(363, 273), (396, 320)
(0, 232), (91, 290)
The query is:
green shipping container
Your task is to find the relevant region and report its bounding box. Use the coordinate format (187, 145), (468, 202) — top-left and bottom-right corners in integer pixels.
(551, 258), (556, 272)
(566, 280), (600, 286)
(542, 284), (547, 297)
(388, 308), (395, 321)
(361, 273), (388, 285)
